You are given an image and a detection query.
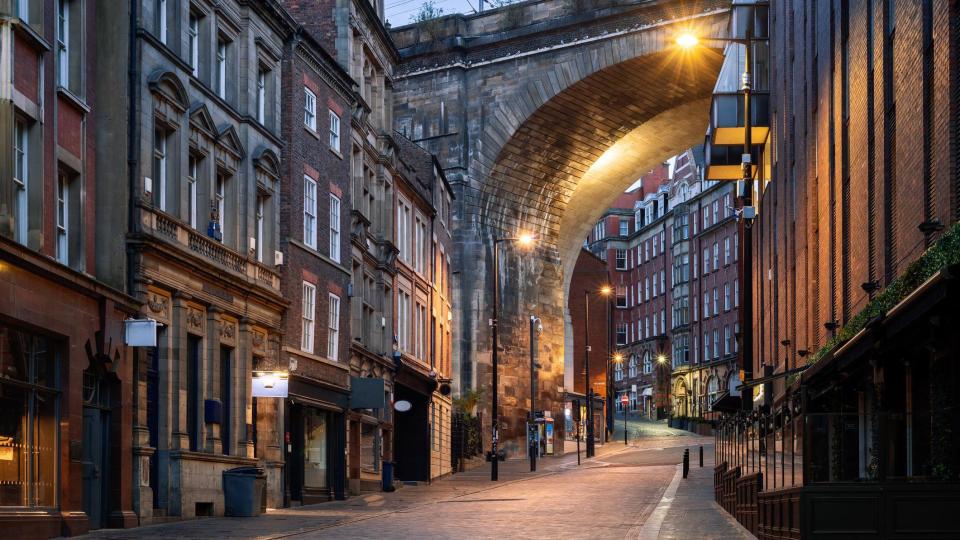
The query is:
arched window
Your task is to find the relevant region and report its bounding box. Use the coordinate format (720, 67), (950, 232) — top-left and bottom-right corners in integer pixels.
(643, 351), (652, 374)
(707, 376), (720, 407)
(628, 354), (637, 378)
(614, 359), (623, 381)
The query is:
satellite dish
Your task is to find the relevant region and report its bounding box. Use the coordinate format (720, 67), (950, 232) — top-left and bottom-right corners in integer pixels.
(394, 400), (412, 412)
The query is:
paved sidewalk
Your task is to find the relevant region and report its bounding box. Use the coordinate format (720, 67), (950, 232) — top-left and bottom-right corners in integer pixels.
(68, 435), (752, 539)
(655, 454), (755, 540)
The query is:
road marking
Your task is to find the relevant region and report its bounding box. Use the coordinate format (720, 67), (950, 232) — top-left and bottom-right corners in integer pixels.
(633, 464), (682, 540)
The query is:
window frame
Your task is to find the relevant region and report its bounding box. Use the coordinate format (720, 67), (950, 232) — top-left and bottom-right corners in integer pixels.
(57, 0), (69, 87)
(329, 194), (341, 262)
(328, 110), (341, 152)
(303, 176), (317, 248)
(13, 119), (29, 245)
(55, 172), (68, 264)
(188, 13), (200, 76)
(327, 293), (340, 360)
(304, 88), (317, 130)
(301, 282), (316, 353)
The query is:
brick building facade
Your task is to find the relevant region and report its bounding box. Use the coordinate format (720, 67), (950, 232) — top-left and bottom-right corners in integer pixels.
(586, 150), (740, 428)
(0, 1), (140, 536)
(275, 26), (355, 505)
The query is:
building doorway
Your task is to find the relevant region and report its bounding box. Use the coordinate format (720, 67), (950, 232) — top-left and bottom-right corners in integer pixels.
(82, 367), (112, 529)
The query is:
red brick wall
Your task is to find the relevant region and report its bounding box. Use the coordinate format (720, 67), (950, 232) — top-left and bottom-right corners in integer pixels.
(758, 0), (960, 401)
(569, 249), (610, 396)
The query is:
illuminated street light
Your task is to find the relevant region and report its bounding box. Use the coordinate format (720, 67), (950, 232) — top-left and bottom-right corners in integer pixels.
(657, 354), (668, 365)
(676, 33), (699, 49)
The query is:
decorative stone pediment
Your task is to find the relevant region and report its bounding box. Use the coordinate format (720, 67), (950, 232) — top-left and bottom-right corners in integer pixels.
(252, 147), (281, 182)
(147, 70), (189, 115)
(216, 125), (245, 159)
(189, 102), (217, 138)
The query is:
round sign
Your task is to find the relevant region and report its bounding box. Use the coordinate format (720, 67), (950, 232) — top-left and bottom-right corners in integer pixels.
(394, 400), (412, 412)
(620, 394), (629, 405)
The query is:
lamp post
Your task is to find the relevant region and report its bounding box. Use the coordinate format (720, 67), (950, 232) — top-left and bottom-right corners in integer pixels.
(611, 352), (625, 445)
(490, 233), (535, 481)
(529, 315), (543, 472)
(583, 285), (612, 458)
(677, 4), (763, 409)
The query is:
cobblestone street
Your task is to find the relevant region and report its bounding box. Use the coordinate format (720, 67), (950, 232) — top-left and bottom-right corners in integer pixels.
(73, 435), (751, 540)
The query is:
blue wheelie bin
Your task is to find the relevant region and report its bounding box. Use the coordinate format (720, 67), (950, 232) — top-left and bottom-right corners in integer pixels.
(223, 466), (266, 517)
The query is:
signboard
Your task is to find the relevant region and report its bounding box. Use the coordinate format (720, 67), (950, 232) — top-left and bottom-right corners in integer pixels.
(620, 394), (629, 405)
(124, 319), (158, 347)
(252, 371), (289, 398)
(350, 377), (386, 409)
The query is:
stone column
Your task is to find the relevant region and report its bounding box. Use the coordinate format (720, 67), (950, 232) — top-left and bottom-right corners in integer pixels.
(170, 292), (192, 451)
(205, 308), (223, 455)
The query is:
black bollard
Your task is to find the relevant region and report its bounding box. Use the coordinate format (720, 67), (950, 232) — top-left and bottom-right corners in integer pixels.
(699, 445), (704, 468)
(683, 448), (690, 479)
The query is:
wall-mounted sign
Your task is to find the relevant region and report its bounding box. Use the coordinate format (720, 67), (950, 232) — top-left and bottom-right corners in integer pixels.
(394, 400), (412, 412)
(124, 319), (158, 347)
(252, 371), (289, 398)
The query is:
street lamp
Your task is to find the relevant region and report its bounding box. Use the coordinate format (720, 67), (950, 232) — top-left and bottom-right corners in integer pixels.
(490, 232), (537, 481)
(610, 352), (626, 446)
(583, 285), (612, 458)
(529, 315), (543, 472)
(676, 4), (764, 408)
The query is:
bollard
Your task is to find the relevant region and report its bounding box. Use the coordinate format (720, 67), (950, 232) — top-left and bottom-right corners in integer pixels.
(699, 445), (704, 468)
(683, 448), (690, 479)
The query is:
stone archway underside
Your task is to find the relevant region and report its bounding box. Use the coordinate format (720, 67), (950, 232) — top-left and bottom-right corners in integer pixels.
(478, 49), (724, 285)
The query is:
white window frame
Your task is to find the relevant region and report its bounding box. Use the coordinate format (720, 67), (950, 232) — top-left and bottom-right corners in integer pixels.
(301, 282), (316, 353)
(57, 0), (69, 87)
(216, 37), (227, 99)
(56, 173), (68, 264)
(615, 249), (627, 270)
(329, 194), (341, 262)
(215, 173), (226, 240)
(187, 155), (198, 228)
(398, 290), (411, 352)
(13, 119), (28, 245)
(397, 198), (412, 264)
(256, 68), (266, 124)
(255, 194), (265, 262)
(188, 13), (200, 76)
(154, 128), (167, 211)
(328, 110), (341, 152)
(158, 0), (168, 44)
(303, 176), (317, 248)
(304, 88), (317, 130)
(327, 293), (340, 360)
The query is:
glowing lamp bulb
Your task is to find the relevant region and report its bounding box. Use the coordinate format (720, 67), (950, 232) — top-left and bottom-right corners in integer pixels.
(676, 33), (699, 49)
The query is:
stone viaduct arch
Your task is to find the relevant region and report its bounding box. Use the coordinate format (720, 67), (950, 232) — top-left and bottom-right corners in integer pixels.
(392, 0), (728, 455)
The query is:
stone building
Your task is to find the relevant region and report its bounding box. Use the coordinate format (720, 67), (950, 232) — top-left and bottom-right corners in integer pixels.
(283, 0), (404, 495)
(0, 1), (139, 535)
(95, 0), (292, 521)
(275, 26), (356, 505)
(393, 133), (454, 482)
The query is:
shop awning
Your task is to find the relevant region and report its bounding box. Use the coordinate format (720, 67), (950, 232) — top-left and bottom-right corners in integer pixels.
(710, 391), (741, 412)
(641, 387), (653, 397)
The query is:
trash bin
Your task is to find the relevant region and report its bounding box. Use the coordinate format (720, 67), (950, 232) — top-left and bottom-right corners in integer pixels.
(382, 461), (395, 492)
(222, 466), (266, 517)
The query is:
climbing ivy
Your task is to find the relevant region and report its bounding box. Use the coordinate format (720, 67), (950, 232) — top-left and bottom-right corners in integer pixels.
(804, 222), (960, 369)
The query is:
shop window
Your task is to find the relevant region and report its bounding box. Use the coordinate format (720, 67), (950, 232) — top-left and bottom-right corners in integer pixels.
(0, 324), (59, 507)
(303, 409), (328, 489)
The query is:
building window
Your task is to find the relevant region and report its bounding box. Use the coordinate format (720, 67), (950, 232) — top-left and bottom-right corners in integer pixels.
(616, 285), (627, 308)
(703, 247), (710, 274)
(329, 110), (341, 152)
(415, 214), (427, 274)
(327, 293), (340, 360)
(0, 324), (59, 508)
(301, 282), (316, 353)
(713, 329), (720, 359)
(660, 310), (665, 336)
(724, 237), (731, 265)
(13, 119), (28, 245)
(216, 37), (228, 99)
(397, 198), (412, 264)
(15, 0), (28, 20)
(713, 288), (719, 316)
(703, 292), (710, 318)
(57, 0), (69, 86)
(398, 290), (411, 352)
(616, 324), (627, 345)
(734, 279), (740, 307)
(614, 360), (623, 381)
(188, 13), (200, 76)
(303, 176), (317, 248)
(187, 156), (198, 228)
(628, 355), (637, 377)
(703, 333), (710, 362)
(415, 303), (427, 360)
(256, 67), (266, 124)
(304, 88), (317, 130)
(712, 242), (719, 270)
(615, 249), (627, 270)
(619, 218), (629, 236)
(55, 173), (68, 264)
(660, 270), (665, 294)
(215, 173), (226, 243)
(724, 326), (732, 356)
(255, 194), (265, 263)
(157, 0), (168, 44)
(329, 194), (341, 263)
(153, 127), (168, 211)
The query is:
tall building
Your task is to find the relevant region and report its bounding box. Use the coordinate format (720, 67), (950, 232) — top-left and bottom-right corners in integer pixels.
(96, 0), (293, 522)
(587, 150), (741, 429)
(275, 26), (356, 505)
(0, 2), (139, 535)
(711, 1), (960, 536)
